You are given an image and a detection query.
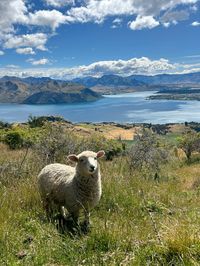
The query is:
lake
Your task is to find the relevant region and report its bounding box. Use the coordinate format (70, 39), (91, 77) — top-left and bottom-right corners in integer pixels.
(1, 91), (200, 124)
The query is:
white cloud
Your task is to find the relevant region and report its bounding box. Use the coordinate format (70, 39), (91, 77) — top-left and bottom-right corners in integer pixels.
(160, 10), (190, 26)
(0, 51), (4, 55)
(0, 0), (70, 33)
(0, 0), (199, 60)
(2, 56), (200, 79)
(163, 22), (170, 27)
(28, 58), (50, 66)
(4, 33), (48, 51)
(28, 10), (72, 30)
(184, 54), (200, 58)
(78, 57), (175, 76)
(44, 0), (75, 7)
(0, 1), (71, 51)
(191, 21), (200, 26)
(16, 47), (35, 55)
(0, 57), (176, 79)
(5, 65), (19, 69)
(0, 0), (28, 34)
(0, 0), (199, 55)
(112, 18), (123, 28)
(113, 18), (123, 24)
(129, 15), (159, 30)
(67, 0), (199, 25)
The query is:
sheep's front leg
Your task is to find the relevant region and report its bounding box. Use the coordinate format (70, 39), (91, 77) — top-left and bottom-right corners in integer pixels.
(81, 209), (91, 234)
(84, 209), (90, 225)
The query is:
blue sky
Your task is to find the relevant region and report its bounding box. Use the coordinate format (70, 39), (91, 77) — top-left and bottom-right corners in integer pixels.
(0, 0), (200, 79)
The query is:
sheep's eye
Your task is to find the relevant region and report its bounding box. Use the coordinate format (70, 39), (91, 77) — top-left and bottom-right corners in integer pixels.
(80, 158), (84, 162)
(94, 157), (97, 160)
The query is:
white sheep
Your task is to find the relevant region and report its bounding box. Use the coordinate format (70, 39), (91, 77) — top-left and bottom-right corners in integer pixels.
(38, 150), (105, 230)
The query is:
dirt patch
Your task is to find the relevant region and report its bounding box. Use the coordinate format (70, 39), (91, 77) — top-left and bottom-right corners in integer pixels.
(73, 124), (140, 140)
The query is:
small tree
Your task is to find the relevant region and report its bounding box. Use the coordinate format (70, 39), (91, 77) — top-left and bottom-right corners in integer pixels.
(129, 129), (170, 178)
(178, 129), (200, 161)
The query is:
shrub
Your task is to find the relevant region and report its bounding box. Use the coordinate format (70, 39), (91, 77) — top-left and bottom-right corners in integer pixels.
(2, 126), (46, 150)
(178, 129), (200, 161)
(0, 121), (11, 129)
(82, 133), (123, 160)
(34, 124), (82, 164)
(4, 131), (24, 149)
(128, 128), (170, 178)
(28, 115), (66, 128)
(28, 115), (46, 128)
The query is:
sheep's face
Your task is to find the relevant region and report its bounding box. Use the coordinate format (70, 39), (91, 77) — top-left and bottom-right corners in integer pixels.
(68, 150), (105, 176)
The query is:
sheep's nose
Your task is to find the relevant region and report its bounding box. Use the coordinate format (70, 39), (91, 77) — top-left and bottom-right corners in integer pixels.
(90, 165), (95, 171)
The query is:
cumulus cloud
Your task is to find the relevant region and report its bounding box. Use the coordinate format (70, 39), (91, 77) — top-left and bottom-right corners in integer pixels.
(0, 51), (4, 56)
(44, 0), (75, 7)
(0, 0), (199, 58)
(0, 0), (28, 34)
(16, 47), (35, 55)
(78, 57), (175, 76)
(0, 0), (199, 55)
(4, 33), (48, 51)
(2, 57), (200, 79)
(0, 57), (176, 79)
(28, 58), (50, 66)
(0, 0), (70, 33)
(28, 10), (72, 30)
(191, 21), (200, 26)
(67, 0), (199, 24)
(0, 0), (70, 51)
(128, 16), (159, 30)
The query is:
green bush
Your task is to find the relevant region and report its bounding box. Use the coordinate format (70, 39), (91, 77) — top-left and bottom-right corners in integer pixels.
(28, 115), (66, 128)
(28, 115), (46, 128)
(82, 133), (124, 160)
(2, 126), (45, 149)
(34, 124), (82, 164)
(177, 129), (200, 161)
(0, 121), (11, 129)
(4, 131), (24, 149)
(129, 128), (171, 178)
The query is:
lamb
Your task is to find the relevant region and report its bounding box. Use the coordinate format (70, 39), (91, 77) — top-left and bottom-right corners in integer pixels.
(38, 150), (105, 230)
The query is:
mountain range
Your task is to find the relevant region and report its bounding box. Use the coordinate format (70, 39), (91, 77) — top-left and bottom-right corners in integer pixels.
(72, 72), (200, 87)
(1, 71), (200, 104)
(0, 76), (101, 104)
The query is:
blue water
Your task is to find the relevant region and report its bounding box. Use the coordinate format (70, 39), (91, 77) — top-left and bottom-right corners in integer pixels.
(0, 91), (200, 124)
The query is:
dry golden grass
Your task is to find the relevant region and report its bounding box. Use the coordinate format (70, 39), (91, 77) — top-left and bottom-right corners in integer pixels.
(73, 124), (140, 140)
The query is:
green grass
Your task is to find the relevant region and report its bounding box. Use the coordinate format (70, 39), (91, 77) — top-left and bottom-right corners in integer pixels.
(0, 142), (200, 265)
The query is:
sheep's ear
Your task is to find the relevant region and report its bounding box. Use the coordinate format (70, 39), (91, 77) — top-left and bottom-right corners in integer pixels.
(97, 150), (105, 158)
(68, 154), (78, 162)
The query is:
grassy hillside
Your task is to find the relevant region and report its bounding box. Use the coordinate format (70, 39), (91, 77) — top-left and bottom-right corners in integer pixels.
(0, 120), (200, 265)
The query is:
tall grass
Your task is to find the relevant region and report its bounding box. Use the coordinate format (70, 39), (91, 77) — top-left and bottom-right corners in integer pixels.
(0, 142), (200, 265)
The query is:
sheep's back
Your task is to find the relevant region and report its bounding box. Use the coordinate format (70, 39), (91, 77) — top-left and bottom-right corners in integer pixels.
(38, 163), (75, 203)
